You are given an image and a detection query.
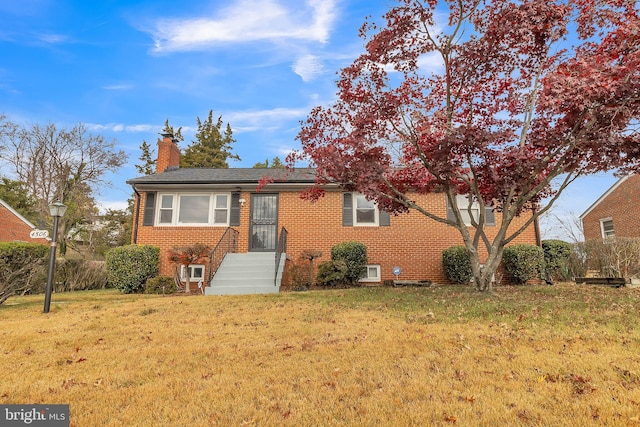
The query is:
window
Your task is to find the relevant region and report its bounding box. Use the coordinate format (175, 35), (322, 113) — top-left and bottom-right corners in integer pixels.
(446, 194), (495, 226)
(156, 193), (230, 226)
(159, 194), (174, 224)
(600, 218), (615, 239)
(214, 194), (229, 224)
(180, 264), (205, 282)
(359, 265), (381, 282)
(355, 194), (378, 225)
(342, 193), (390, 227)
(179, 195), (209, 223)
(456, 194), (480, 226)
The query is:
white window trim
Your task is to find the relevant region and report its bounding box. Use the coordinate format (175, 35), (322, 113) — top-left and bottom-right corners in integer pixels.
(180, 264), (205, 282)
(353, 194), (380, 227)
(156, 192), (230, 226)
(359, 264), (381, 283)
(600, 217), (615, 239)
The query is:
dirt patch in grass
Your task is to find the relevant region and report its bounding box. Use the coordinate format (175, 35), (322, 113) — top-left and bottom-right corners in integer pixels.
(1, 284), (639, 426)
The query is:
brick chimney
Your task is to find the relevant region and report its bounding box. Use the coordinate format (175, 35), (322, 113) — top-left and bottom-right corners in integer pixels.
(156, 133), (180, 173)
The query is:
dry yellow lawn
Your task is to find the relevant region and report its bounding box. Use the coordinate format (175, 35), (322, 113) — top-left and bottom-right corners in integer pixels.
(1, 284), (639, 426)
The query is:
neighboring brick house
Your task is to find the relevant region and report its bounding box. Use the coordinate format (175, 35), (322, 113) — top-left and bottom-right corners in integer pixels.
(0, 198), (48, 244)
(580, 174), (640, 241)
(127, 135), (540, 294)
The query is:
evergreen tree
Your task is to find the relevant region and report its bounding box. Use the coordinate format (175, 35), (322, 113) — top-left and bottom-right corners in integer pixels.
(0, 178), (39, 224)
(252, 157), (284, 168)
(161, 119), (183, 142)
(180, 110), (240, 168)
(135, 140), (156, 175)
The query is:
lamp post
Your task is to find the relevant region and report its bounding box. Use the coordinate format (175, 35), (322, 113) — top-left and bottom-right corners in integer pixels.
(43, 200), (67, 314)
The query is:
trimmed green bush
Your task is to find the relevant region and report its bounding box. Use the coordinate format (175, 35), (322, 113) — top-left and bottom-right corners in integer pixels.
(144, 276), (177, 294)
(330, 241), (368, 285)
(316, 260), (349, 287)
(0, 242), (48, 304)
(106, 245), (160, 293)
(502, 244), (544, 284)
(442, 245), (473, 284)
(542, 239), (572, 282)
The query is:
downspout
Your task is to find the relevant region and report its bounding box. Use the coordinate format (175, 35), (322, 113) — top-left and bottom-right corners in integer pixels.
(132, 186), (141, 244)
(533, 208), (542, 247)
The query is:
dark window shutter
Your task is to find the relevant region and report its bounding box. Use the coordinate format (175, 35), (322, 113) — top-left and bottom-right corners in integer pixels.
(485, 205), (495, 226)
(143, 192), (156, 226)
(230, 193), (241, 226)
(379, 210), (391, 226)
(446, 196), (456, 222)
(342, 193), (353, 226)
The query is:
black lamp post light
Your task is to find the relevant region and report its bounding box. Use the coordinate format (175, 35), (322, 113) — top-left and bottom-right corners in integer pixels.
(43, 199), (67, 314)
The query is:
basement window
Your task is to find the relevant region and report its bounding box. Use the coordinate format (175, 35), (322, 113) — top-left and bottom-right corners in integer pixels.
(181, 264), (205, 282)
(359, 265), (381, 283)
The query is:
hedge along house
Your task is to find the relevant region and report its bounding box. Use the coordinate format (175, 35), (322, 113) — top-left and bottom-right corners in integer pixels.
(127, 134), (540, 295)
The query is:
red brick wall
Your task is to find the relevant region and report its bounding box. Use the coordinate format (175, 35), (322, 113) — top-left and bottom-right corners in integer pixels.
(0, 204), (48, 244)
(582, 175), (640, 241)
(156, 136), (181, 173)
(280, 191), (536, 284)
(133, 189), (538, 284)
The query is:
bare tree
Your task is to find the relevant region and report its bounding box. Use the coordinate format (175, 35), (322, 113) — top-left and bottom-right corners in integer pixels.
(0, 118), (127, 254)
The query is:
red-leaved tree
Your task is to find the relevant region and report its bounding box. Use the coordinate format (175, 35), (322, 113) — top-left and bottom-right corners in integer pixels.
(169, 243), (210, 294)
(294, 0), (640, 292)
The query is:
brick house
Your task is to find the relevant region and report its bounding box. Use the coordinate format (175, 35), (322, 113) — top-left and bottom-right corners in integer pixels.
(127, 135), (540, 294)
(580, 174), (640, 241)
(0, 198), (48, 244)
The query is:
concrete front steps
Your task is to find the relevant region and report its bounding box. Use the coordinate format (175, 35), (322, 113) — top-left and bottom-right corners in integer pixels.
(204, 252), (285, 295)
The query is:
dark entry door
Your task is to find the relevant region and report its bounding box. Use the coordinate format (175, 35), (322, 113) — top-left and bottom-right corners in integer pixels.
(249, 194), (278, 251)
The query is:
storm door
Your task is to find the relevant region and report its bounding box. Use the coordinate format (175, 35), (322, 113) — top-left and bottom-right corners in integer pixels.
(249, 194), (278, 251)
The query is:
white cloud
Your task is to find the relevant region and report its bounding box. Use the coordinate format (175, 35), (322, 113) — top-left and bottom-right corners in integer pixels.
(97, 199), (130, 213)
(102, 83), (134, 91)
(37, 33), (70, 44)
(147, 0), (336, 53)
(292, 54), (324, 81)
(86, 123), (158, 133)
(226, 107), (308, 131)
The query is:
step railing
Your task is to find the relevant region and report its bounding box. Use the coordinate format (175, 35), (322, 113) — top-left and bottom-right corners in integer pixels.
(274, 226), (288, 285)
(208, 227), (239, 283)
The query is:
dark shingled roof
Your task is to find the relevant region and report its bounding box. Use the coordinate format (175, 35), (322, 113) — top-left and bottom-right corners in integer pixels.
(126, 168), (317, 185)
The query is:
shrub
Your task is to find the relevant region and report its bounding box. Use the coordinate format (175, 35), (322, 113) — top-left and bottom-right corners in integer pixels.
(502, 244), (545, 284)
(316, 260), (349, 287)
(144, 276), (177, 294)
(106, 245), (160, 293)
(330, 241), (367, 285)
(541, 240), (572, 282)
(584, 237), (640, 278)
(57, 259), (109, 291)
(0, 242), (48, 304)
(442, 245), (473, 284)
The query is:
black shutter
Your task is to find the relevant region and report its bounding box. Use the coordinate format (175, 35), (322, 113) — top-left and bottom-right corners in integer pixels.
(143, 192), (156, 226)
(379, 210), (391, 226)
(446, 196), (456, 222)
(342, 193), (353, 226)
(485, 205), (495, 226)
(230, 193), (241, 226)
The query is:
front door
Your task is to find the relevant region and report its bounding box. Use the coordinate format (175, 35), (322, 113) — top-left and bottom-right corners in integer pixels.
(249, 194), (278, 251)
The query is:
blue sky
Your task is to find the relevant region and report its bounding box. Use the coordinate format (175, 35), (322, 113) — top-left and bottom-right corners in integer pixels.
(0, 0), (619, 240)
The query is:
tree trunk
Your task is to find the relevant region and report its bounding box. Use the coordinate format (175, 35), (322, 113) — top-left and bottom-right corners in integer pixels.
(467, 244), (505, 293)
